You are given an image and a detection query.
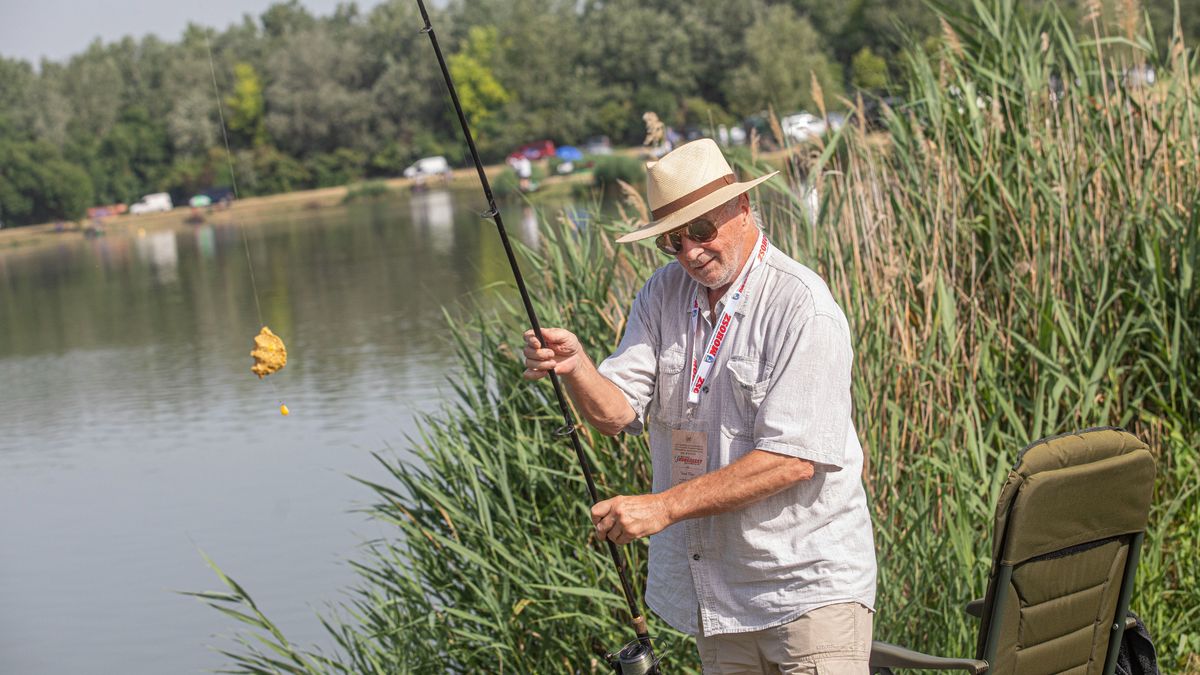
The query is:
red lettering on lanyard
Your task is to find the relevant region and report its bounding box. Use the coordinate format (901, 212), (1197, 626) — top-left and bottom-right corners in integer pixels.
(708, 314), (731, 355)
(687, 234), (769, 404)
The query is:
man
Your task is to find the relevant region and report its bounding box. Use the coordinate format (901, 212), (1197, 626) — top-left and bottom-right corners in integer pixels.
(522, 139), (876, 673)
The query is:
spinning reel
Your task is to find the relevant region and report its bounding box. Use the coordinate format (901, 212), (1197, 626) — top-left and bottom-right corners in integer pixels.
(604, 638), (661, 675)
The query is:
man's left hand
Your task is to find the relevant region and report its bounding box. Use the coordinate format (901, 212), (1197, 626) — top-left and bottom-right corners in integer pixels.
(591, 494), (672, 545)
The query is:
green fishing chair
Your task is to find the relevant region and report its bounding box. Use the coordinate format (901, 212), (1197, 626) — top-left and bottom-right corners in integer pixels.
(870, 427), (1156, 675)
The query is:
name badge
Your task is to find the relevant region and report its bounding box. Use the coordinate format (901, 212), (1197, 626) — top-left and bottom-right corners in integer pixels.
(670, 429), (708, 486)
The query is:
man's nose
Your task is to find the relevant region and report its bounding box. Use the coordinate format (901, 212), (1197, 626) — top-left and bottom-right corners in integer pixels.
(678, 235), (706, 260)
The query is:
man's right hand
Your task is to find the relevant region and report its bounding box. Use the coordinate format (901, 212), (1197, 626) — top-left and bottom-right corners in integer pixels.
(522, 328), (586, 380)
(521, 327), (636, 435)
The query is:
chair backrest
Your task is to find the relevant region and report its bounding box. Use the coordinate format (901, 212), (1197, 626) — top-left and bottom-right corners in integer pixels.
(975, 427), (1155, 675)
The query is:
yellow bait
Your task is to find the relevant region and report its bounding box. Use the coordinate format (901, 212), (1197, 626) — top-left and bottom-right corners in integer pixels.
(280, 404), (290, 416)
(250, 326), (287, 378)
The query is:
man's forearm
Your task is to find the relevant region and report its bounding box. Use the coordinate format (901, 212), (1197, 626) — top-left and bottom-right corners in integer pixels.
(662, 449), (814, 523)
(590, 449), (815, 545)
(560, 353), (637, 435)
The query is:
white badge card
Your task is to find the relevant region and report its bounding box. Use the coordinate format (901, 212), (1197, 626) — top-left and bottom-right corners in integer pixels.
(670, 429), (709, 486)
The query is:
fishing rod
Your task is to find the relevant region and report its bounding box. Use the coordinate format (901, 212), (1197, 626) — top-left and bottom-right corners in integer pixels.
(415, 2), (658, 672)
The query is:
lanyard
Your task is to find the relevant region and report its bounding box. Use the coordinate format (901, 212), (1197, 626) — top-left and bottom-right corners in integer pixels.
(687, 234), (769, 404)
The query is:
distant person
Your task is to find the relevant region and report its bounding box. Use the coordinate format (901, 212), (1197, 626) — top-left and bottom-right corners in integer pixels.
(520, 139), (876, 673)
(643, 111), (672, 158)
(514, 155), (533, 192)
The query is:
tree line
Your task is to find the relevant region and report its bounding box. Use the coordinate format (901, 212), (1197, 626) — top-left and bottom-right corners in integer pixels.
(0, 0), (1190, 227)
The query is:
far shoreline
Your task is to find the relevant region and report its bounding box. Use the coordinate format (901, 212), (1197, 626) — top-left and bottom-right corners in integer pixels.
(0, 161), (592, 254)
(0, 144), (815, 255)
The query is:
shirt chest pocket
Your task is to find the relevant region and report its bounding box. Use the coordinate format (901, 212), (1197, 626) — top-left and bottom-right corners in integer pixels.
(723, 356), (772, 437)
(652, 346), (687, 425)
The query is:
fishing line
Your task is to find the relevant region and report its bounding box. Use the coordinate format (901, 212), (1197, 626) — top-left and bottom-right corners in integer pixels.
(414, 2), (658, 670)
(205, 37), (289, 415)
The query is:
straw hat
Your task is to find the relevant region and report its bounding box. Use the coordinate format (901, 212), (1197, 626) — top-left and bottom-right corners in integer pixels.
(616, 138), (778, 244)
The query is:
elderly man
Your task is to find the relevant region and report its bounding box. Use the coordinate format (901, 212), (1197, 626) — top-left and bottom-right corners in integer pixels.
(522, 139), (876, 673)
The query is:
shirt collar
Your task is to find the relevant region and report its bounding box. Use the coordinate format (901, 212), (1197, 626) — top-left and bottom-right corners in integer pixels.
(690, 238), (772, 319)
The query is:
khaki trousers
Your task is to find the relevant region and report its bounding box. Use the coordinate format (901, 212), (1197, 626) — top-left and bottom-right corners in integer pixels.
(695, 602), (873, 674)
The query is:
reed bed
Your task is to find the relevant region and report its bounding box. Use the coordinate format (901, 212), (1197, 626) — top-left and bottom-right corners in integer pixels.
(195, 1), (1199, 671)
(755, 0), (1200, 667)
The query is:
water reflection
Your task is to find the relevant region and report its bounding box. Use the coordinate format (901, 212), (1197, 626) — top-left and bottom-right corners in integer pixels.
(409, 188), (455, 255)
(516, 205), (539, 248)
(194, 225), (216, 259)
(134, 230), (180, 283)
(92, 234), (134, 271)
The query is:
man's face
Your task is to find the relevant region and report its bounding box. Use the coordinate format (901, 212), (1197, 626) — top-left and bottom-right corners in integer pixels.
(674, 197), (754, 291)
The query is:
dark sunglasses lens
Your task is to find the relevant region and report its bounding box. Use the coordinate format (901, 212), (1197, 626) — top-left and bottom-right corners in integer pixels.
(656, 231), (682, 255)
(656, 218), (718, 255)
(688, 219), (718, 242)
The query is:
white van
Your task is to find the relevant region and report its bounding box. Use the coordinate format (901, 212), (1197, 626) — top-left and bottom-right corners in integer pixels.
(403, 156), (452, 181)
(781, 112), (827, 143)
(130, 193), (174, 215)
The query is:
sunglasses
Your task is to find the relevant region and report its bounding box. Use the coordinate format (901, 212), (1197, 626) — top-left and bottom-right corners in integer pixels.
(655, 218), (719, 256)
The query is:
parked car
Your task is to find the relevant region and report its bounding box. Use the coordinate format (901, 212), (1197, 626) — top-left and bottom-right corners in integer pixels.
(201, 186), (235, 205)
(130, 193), (173, 215)
(507, 140), (556, 162)
(1123, 65), (1156, 87)
(403, 156), (453, 182)
(741, 112), (783, 150)
(582, 135), (612, 156)
(86, 203), (128, 219)
(861, 96), (905, 130)
(188, 186), (234, 209)
(781, 112), (827, 143)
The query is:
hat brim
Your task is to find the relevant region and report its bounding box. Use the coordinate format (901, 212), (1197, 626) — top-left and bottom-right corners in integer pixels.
(616, 171), (780, 244)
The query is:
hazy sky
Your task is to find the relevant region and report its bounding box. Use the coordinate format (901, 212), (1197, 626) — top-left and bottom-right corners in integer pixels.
(0, 0), (388, 65)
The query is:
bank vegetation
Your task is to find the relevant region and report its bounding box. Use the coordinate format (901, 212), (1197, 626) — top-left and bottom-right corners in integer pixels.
(191, 1), (1199, 672)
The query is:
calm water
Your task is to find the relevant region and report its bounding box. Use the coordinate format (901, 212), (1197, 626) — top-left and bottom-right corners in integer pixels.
(0, 190), (550, 673)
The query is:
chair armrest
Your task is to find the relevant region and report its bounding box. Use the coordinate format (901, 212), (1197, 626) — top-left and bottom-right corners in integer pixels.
(964, 598), (984, 618)
(870, 641), (989, 673)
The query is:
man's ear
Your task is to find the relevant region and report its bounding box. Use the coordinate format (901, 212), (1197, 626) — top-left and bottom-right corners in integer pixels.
(737, 194), (752, 223)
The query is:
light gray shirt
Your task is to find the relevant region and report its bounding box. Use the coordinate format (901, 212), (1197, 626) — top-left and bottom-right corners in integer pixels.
(597, 242), (877, 636)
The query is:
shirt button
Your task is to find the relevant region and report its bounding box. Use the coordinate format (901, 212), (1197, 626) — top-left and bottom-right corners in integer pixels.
(692, 553), (701, 561)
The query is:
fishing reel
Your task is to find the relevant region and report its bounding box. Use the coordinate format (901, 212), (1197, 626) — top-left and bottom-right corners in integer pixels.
(603, 639), (661, 675)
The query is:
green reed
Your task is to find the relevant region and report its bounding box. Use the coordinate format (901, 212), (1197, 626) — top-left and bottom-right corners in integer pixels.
(194, 0), (1199, 671)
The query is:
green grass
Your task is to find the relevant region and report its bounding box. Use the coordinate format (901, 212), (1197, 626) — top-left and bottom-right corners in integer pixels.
(341, 180), (392, 203)
(193, 1), (1200, 671)
(590, 155), (645, 190)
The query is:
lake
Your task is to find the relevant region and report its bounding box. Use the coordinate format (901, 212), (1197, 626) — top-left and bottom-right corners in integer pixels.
(0, 189), (553, 673)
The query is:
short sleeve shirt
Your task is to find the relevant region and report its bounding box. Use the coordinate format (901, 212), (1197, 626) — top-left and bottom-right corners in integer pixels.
(597, 243), (877, 636)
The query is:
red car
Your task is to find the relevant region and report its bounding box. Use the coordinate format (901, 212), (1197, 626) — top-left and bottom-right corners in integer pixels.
(507, 140), (556, 162)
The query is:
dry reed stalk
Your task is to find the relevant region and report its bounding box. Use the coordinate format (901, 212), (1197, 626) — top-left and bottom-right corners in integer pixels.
(1088, 1), (1121, 150)
(1120, 0), (1140, 43)
(767, 104), (785, 150)
(615, 178), (649, 225)
(940, 17), (964, 60)
(811, 71), (827, 120)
